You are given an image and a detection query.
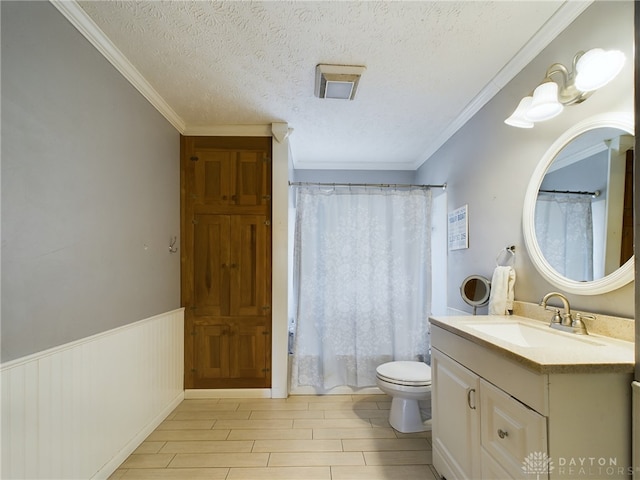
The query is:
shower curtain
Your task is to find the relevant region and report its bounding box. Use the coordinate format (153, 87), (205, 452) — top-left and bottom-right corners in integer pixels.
(535, 195), (594, 282)
(291, 186), (432, 392)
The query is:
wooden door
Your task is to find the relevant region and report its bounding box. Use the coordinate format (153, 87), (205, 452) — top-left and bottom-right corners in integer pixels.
(192, 147), (270, 207)
(182, 136), (272, 390)
(192, 319), (269, 389)
(192, 214), (269, 318)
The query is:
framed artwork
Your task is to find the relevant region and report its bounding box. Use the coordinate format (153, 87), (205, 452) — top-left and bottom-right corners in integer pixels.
(448, 204), (468, 250)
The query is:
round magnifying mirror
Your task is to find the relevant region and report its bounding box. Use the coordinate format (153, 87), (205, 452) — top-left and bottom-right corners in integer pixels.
(460, 275), (491, 314)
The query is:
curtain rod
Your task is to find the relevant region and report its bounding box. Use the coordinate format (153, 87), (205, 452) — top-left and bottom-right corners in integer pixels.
(539, 189), (600, 197)
(289, 181), (447, 190)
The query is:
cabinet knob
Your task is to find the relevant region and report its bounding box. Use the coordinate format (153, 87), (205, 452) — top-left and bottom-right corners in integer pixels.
(498, 429), (508, 439)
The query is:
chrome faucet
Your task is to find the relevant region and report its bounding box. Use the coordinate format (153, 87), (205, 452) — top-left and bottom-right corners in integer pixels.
(539, 292), (588, 335)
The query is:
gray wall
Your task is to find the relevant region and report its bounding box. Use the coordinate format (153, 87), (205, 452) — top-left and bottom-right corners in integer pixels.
(292, 169), (415, 185)
(1, 1), (181, 362)
(416, 1), (635, 318)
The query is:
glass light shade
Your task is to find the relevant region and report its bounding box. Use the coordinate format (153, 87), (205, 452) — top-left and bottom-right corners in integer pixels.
(504, 96), (534, 128)
(526, 82), (563, 122)
(575, 48), (626, 92)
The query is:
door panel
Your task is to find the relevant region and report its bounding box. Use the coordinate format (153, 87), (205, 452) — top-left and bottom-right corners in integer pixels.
(236, 151), (270, 206)
(194, 150), (234, 205)
(230, 322), (268, 379)
(230, 215), (269, 316)
(194, 215), (230, 316)
(195, 324), (230, 380)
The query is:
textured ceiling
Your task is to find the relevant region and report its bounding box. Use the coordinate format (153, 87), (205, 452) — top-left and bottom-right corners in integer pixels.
(76, 1), (571, 170)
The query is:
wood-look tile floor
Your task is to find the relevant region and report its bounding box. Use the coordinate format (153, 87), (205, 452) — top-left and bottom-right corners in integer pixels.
(109, 394), (438, 480)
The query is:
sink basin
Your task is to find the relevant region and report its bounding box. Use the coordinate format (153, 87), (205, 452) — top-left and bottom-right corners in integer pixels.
(466, 322), (605, 348)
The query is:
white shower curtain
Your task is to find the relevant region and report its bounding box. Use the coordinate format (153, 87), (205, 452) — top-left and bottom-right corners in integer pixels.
(291, 186), (432, 392)
(535, 195), (594, 282)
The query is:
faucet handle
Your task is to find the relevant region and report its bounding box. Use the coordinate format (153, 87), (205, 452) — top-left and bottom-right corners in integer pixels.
(574, 312), (596, 321)
(571, 313), (591, 335)
(547, 308), (562, 324)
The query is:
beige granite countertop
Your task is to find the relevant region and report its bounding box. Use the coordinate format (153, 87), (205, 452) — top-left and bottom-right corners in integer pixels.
(429, 315), (634, 374)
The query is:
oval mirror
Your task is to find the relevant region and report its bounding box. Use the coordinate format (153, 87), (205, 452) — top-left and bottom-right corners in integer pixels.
(460, 275), (491, 314)
(522, 112), (634, 295)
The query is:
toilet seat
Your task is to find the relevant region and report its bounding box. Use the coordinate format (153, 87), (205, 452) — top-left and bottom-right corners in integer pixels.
(376, 361), (432, 387)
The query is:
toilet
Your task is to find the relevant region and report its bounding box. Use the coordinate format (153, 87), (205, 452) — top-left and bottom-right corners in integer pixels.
(376, 361), (432, 433)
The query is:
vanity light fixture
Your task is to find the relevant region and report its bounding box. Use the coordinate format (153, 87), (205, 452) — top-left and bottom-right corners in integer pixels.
(314, 64), (366, 100)
(505, 48), (625, 128)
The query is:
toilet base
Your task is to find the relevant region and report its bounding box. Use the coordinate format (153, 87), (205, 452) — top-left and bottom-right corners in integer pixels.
(389, 397), (431, 433)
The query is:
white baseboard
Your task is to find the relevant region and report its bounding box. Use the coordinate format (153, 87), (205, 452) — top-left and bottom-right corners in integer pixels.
(92, 391), (184, 479)
(185, 388), (272, 399)
(289, 386), (384, 396)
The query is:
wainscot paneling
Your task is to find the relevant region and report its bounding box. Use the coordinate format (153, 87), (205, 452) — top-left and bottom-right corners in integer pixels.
(1, 308), (184, 479)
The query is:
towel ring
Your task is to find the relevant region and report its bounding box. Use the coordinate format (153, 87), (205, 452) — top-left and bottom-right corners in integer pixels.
(496, 246), (515, 267)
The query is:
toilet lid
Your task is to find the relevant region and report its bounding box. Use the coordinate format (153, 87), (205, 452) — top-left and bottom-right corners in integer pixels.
(376, 361), (432, 386)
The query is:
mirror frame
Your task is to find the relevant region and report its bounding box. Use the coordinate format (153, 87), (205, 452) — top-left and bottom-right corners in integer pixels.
(522, 112), (634, 295)
(460, 275), (491, 308)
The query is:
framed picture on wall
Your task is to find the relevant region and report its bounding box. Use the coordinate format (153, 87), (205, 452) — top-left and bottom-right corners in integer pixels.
(448, 204), (468, 250)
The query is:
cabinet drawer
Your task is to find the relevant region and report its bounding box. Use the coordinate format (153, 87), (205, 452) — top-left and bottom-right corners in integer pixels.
(481, 447), (515, 480)
(480, 379), (547, 479)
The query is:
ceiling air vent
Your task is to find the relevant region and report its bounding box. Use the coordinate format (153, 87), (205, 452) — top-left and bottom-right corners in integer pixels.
(314, 64), (366, 100)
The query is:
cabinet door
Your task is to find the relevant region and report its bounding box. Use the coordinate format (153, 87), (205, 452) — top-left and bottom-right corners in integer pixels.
(230, 215), (270, 316)
(193, 214), (270, 317)
(235, 151), (271, 206)
(480, 379), (548, 480)
(193, 149), (270, 207)
(432, 348), (481, 480)
(193, 214), (231, 316)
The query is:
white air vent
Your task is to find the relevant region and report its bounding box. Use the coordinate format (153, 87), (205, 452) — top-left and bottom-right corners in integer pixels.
(314, 64), (366, 100)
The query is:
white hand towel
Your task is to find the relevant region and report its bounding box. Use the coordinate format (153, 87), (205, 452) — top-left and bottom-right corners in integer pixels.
(488, 266), (516, 315)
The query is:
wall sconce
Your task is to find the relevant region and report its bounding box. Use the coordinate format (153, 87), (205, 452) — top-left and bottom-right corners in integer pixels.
(505, 48), (625, 128)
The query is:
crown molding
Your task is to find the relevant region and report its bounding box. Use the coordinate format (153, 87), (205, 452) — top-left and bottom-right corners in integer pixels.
(182, 125), (273, 137)
(49, 0), (186, 133)
(51, 0), (593, 171)
(414, 0), (593, 170)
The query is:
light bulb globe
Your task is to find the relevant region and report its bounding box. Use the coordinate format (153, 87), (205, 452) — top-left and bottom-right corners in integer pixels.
(575, 49), (625, 92)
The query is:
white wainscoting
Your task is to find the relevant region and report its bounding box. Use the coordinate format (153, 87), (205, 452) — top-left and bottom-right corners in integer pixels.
(1, 308), (185, 480)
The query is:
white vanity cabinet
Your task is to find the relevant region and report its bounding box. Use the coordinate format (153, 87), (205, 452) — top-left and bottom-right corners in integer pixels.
(431, 320), (633, 480)
(432, 349), (547, 480)
(432, 348), (481, 479)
